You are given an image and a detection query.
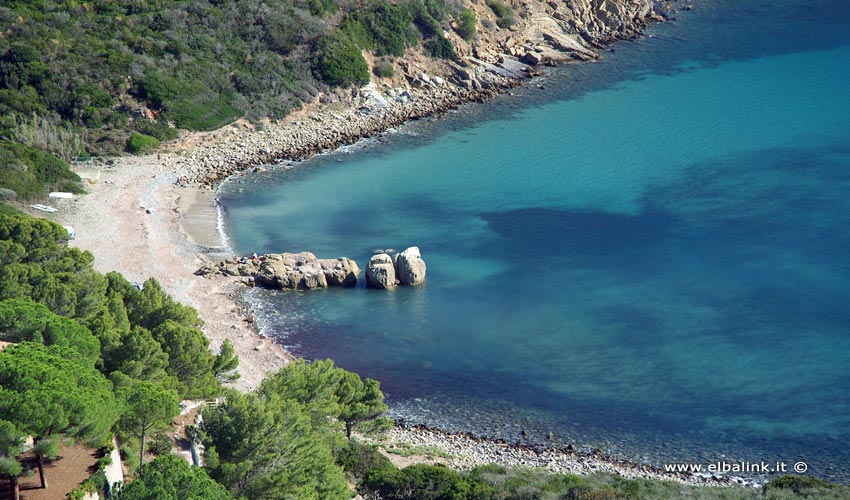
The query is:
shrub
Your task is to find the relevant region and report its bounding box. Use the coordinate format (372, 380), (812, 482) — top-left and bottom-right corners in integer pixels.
(126, 133), (160, 154)
(487, 0), (515, 28)
(373, 60), (395, 78)
(0, 140), (84, 199)
(341, 1), (419, 57)
(765, 475), (834, 494)
(132, 120), (178, 142)
(361, 463), (486, 500)
(487, 0), (511, 18)
(136, 70), (242, 131)
(314, 34), (370, 87)
(424, 35), (457, 60)
(336, 440), (393, 481)
(147, 432), (173, 456)
(455, 8), (477, 40)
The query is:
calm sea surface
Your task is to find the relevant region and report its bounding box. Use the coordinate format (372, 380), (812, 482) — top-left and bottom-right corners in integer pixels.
(219, 0), (850, 481)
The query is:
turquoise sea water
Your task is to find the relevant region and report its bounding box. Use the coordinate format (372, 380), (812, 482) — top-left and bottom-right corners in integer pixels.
(219, 0), (850, 480)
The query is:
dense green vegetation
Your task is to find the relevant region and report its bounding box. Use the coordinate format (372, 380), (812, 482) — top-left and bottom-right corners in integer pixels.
(0, 140), (84, 200)
(0, 212), (236, 497)
(345, 446), (850, 500)
(114, 455), (231, 500)
(126, 133), (160, 154)
(0, 204), (21, 217)
(201, 359), (389, 499)
(0, 0), (472, 200)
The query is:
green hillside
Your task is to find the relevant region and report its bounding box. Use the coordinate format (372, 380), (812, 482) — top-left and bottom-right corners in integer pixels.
(0, 0), (463, 198)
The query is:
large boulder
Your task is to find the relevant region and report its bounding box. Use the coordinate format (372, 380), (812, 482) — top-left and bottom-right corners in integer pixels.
(318, 258), (360, 287)
(256, 257), (291, 288)
(258, 254), (327, 289)
(366, 253), (398, 289)
(395, 246), (427, 286)
(297, 261), (328, 289)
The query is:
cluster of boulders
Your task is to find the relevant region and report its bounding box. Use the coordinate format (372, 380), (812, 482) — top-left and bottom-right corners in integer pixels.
(365, 246), (427, 289)
(195, 251), (360, 290)
(195, 247), (427, 291)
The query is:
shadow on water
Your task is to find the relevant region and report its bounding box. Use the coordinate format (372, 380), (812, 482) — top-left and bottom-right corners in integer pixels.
(479, 207), (675, 265)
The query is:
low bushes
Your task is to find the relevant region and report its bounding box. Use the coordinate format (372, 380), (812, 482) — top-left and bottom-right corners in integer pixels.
(126, 133), (160, 154)
(456, 8), (478, 41)
(0, 140), (84, 199)
(373, 60), (396, 78)
(314, 34), (371, 87)
(487, 0), (516, 28)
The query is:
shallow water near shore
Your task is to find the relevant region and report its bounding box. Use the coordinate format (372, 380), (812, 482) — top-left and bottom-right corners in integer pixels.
(219, 0), (850, 481)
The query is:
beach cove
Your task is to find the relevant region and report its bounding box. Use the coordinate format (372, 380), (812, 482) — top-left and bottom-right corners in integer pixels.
(53, 0), (677, 413)
(218, 0), (850, 484)
(46, 0), (850, 487)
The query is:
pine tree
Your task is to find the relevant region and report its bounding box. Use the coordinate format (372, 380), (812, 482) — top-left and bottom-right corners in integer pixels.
(118, 381), (179, 475)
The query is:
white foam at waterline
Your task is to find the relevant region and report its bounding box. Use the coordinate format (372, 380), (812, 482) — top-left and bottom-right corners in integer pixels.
(213, 186), (235, 255)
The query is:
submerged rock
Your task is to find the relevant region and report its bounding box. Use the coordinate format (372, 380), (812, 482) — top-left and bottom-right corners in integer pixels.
(366, 253), (398, 289)
(395, 246), (427, 286)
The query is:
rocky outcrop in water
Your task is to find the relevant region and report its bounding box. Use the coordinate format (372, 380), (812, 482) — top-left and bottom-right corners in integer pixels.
(396, 246), (427, 286)
(197, 247), (427, 291)
(366, 253), (398, 289)
(365, 247), (428, 288)
(196, 252), (360, 290)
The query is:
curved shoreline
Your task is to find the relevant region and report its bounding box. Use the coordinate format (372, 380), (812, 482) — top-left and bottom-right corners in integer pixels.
(45, 0), (760, 489)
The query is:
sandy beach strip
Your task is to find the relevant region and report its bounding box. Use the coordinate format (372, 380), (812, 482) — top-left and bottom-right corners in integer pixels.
(57, 153), (291, 392)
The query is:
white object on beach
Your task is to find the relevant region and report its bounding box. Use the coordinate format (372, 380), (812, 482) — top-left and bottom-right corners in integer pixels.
(63, 226), (76, 240)
(30, 204), (58, 213)
(48, 192), (74, 199)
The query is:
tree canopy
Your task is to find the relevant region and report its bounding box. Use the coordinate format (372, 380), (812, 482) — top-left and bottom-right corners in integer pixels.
(114, 454), (231, 500)
(118, 381), (180, 474)
(259, 359), (388, 438)
(0, 214), (238, 399)
(203, 392), (351, 500)
(0, 342), (118, 444)
(0, 297), (100, 360)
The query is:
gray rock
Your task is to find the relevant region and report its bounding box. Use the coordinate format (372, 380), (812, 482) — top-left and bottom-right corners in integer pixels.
(523, 51), (543, 66)
(256, 258), (289, 288)
(0, 188), (17, 201)
(299, 262), (328, 289)
(396, 246), (427, 286)
(318, 257), (361, 287)
(366, 253), (398, 289)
